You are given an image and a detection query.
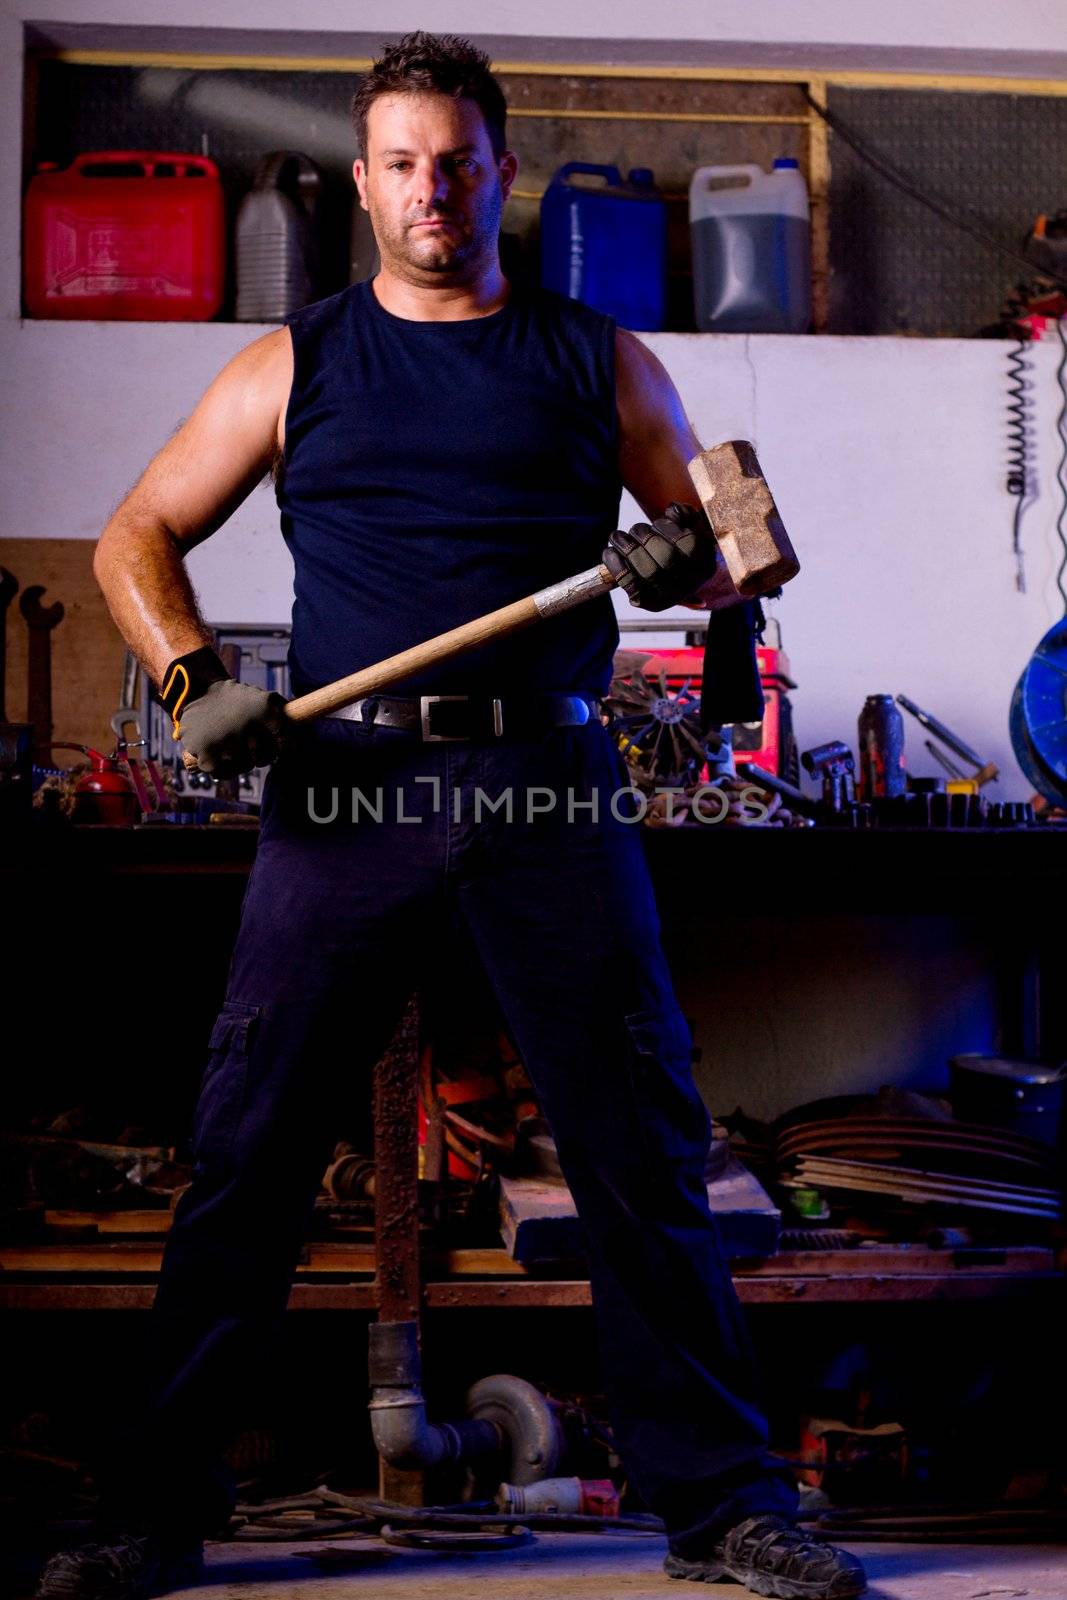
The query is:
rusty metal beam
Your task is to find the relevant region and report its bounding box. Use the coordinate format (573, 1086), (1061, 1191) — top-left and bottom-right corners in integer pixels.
(372, 992), (424, 1505)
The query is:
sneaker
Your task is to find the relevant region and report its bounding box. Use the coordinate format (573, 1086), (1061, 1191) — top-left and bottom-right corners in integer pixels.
(664, 1513), (866, 1598)
(34, 1533), (204, 1599)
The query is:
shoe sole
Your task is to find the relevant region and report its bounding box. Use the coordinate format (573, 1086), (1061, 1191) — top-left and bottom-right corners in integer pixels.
(34, 1550), (204, 1600)
(664, 1551), (866, 1597)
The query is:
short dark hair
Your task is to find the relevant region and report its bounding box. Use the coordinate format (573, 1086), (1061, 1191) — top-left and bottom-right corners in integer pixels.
(352, 31), (508, 161)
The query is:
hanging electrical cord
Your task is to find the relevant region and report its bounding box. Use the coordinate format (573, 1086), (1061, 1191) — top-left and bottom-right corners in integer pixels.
(805, 91), (1067, 600)
(802, 91), (1067, 295)
(1005, 320), (1033, 593)
(1055, 315), (1067, 613)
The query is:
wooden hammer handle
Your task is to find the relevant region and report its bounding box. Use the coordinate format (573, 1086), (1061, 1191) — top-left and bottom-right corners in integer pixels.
(290, 440), (798, 724)
(286, 563), (615, 721)
(183, 438), (799, 764)
(181, 562), (617, 763)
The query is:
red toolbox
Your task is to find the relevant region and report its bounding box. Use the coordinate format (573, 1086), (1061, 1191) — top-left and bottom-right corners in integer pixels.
(24, 150), (225, 320)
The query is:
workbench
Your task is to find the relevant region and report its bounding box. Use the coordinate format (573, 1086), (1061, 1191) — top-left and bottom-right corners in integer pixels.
(6, 821), (1065, 1317)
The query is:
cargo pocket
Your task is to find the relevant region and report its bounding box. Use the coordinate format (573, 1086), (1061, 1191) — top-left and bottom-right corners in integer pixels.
(623, 1007), (711, 1171)
(191, 1001), (260, 1168)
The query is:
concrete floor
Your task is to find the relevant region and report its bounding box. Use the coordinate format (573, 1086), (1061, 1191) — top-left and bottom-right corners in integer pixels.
(158, 1533), (1067, 1599)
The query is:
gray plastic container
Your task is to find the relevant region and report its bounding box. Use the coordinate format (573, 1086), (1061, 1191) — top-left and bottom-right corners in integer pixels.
(690, 159), (811, 333)
(236, 151), (322, 322)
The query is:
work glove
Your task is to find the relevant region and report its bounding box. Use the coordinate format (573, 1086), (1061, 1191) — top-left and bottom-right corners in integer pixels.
(602, 502), (719, 612)
(159, 646), (289, 777)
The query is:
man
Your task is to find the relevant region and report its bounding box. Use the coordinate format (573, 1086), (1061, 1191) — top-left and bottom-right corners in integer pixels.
(38, 32), (865, 1600)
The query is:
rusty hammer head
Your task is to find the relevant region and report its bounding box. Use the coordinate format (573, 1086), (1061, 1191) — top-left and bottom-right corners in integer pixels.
(687, 440), (800, 598)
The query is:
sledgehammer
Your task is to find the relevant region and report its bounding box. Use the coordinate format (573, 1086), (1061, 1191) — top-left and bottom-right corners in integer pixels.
(183, 440), (797, 761)
(291, 440), (797, 721)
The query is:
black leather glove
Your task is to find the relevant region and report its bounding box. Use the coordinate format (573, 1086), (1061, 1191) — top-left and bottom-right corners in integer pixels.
(602, 503), (718, 612)
(159, 646), (288, 777)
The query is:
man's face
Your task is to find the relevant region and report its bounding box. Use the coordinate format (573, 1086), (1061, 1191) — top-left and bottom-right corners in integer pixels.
(353, 92), (517, 283)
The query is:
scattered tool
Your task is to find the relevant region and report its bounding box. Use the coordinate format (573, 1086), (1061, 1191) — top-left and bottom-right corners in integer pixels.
(0, 568), (32, 818)
(111, 649), (169, 812)
(110, 731), (169, 814)
(0, 566), (18, 724)
(923, 739), (965, 781)
(801, 741), (856, 814)
(19, 584), (64, 765)
(606, 657), (712, 788)
(735, 762), (817, 819)
(858, 694), (907, 799)
(110, 648), (144, 751)
(222, 440), (799, 740)
(897, 694), (999, 788)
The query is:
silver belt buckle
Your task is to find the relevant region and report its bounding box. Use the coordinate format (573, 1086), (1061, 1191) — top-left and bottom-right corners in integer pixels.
(419, 695), (505, 740)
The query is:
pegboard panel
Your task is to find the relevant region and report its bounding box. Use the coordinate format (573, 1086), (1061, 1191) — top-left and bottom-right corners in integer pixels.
(826, 85), (1067, 336)
(0, 538), (127, 762)
(28, 58), (810, 328)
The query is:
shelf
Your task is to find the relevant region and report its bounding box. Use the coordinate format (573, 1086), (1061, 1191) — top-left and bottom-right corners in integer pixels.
(1, 1245), (1058, 1311)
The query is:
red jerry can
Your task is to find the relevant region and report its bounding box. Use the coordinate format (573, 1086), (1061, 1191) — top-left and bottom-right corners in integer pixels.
(24, 151), (225, 320)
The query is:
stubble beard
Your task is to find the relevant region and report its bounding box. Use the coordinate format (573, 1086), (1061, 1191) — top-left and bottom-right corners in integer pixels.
(369, 188), (503, 285)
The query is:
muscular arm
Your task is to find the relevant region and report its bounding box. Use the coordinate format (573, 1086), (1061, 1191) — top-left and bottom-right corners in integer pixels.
(93, 328), (293, 684)
(614, 327), (741, 610)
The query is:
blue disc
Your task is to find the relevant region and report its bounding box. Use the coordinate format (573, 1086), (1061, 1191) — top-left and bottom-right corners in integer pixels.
(1019, 619), (1067, 783)
(1010, 674), (1060, 804)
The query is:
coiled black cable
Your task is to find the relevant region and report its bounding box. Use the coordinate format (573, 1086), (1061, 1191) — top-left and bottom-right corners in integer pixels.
(1005, 330), (1031, 594)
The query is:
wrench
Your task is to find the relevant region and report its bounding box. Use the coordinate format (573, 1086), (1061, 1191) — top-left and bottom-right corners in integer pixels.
(19, 585), (64, 764)
(0, 567), (19, 723)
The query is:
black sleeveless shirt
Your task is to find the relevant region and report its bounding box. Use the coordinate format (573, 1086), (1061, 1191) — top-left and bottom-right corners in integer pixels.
(277, 278), (622, 699)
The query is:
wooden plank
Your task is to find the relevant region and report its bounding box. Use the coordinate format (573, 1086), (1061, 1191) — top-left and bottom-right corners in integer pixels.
(0, 1284), (160, 1311)
(732, 1246), (1055, 1276)
(1, 1271), (1060, 1313)
(5, 1242), (1054, 1279)
(46, 1210), (173, 1234)
(792, 1167), (1059, 1207)
(733, 1274), (1063, 1305)
(0, 1244), (165, 1272)
(788, 1162), (1060, 1218)
(0, 1243), (530, 1277)
(500, 1155), (779, 1265)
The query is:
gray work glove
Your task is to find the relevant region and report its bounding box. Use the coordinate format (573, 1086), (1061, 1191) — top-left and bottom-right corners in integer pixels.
(179, 680), (289, 777)
(602, 502), (719, 612)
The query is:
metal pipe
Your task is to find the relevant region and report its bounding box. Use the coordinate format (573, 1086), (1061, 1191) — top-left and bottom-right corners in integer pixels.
(368, 1322), (565, 1481)
(368, 1321), (500, 1471)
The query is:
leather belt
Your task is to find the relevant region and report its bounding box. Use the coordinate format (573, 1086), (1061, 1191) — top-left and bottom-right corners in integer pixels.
(324, 692), (601, 742)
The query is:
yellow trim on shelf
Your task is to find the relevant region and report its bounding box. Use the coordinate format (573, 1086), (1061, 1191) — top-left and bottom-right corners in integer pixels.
(805, 77), (832, 334)
(509, 109), (808, 124)
(32, 48), (1067, 97)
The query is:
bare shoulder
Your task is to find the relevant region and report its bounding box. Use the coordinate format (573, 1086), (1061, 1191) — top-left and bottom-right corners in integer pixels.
(113, 327), (296, 549)
(614, 326), (696, 447)
(219, 326), (293, 451)
(615, 324), (670, 385)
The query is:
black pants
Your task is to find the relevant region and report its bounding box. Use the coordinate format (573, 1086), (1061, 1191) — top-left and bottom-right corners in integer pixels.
(103, 718), (796, 1558)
